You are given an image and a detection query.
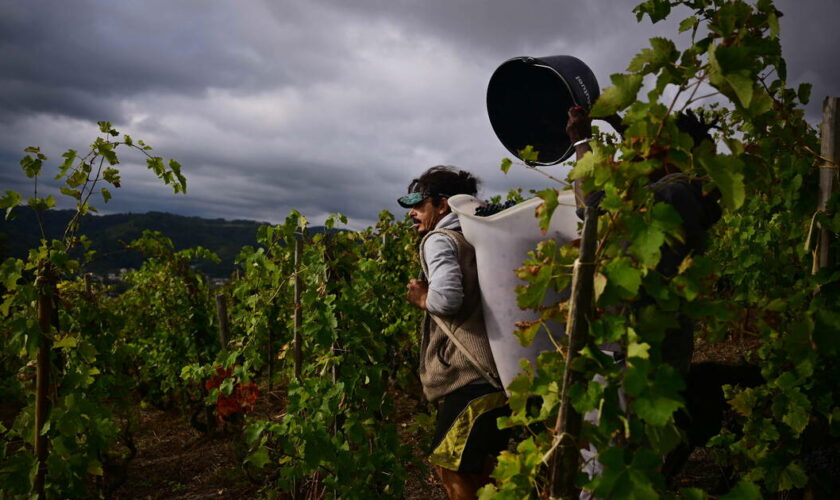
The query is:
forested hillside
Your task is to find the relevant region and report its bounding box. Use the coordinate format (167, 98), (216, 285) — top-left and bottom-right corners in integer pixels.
(0, 210), (332, 278)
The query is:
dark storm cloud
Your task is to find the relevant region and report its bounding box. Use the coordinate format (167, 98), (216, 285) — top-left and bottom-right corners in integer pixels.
(0, 0), (351, 121)
(776, 0), (840, 122)
(1, 0), (838, 230)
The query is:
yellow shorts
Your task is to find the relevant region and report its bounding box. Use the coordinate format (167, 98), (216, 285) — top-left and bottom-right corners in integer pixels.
(429, 383), (511, 473)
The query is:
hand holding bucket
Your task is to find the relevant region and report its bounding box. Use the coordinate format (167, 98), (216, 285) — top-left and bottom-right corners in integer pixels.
(487, 55), (606, 165)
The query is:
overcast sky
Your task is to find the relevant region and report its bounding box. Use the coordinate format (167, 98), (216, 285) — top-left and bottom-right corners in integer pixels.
(2, 0), (838, 229)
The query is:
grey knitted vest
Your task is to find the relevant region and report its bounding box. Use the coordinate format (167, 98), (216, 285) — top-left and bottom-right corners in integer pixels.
(418, 229), (500, 402)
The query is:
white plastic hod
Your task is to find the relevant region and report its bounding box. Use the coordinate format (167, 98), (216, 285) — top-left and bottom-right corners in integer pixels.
(448, 192), (580, 394)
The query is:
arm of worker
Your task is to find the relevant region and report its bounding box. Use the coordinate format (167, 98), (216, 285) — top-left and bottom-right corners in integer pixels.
(566, 106), (593, 207)
(406, 234), (463, 314)
(566, 107), (627, 208)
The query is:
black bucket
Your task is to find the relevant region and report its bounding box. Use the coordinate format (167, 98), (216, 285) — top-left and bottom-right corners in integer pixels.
(487, 55), (600, 165)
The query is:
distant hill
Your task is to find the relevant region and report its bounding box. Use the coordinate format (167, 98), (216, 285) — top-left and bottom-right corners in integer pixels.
(0, 209), (327, 278)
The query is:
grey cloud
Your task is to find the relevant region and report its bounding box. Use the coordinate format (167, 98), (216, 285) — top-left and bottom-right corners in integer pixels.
(0, 0), (353, 122)
(1, 0), (838, 231)
(776, 0), (840, 121)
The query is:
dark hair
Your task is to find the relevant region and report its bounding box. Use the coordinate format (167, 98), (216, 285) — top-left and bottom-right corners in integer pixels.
(675, 109), (718, 147)
(407, 166), (479, 206)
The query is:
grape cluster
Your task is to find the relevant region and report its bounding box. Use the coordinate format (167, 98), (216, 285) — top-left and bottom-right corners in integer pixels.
(474, 199), (518, 217)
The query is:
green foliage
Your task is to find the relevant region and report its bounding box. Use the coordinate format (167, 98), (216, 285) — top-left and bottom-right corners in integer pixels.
(117, 230), (220, 408)
(227, 210), (421, 497)
(0, 124), (185, 498)
(2, 2), (836, 497)
(590, 73), (643, 117)
(483, 0), (838, 497)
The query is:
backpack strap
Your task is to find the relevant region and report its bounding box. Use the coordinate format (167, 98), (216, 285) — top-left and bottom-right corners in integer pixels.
(428, 314), (502, 390)
(419, 229), (502, 390)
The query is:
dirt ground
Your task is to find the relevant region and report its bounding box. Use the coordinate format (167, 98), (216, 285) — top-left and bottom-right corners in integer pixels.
(109, 390), (447, 500)
(109, 406), (259, 500)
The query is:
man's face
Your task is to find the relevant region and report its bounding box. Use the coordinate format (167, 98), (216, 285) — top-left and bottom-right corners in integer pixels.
(408, 197), (449, 235)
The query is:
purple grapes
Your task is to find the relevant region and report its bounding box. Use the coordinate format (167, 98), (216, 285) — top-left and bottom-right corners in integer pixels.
(474, 199), (518, 217)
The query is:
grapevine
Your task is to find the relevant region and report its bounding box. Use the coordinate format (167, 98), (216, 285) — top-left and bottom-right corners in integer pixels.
(0, 1), (837, 498)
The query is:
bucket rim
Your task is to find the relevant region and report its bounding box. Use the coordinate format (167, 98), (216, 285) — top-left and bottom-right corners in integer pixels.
(449, 192), (578, 223)
(488, 55), (595, 166)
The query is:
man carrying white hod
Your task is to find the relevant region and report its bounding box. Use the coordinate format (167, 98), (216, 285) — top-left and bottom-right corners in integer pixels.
(399, 165), (510, 500)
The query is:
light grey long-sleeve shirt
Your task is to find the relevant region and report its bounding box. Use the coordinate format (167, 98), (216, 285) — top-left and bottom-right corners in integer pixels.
(423, 212), (464, 316)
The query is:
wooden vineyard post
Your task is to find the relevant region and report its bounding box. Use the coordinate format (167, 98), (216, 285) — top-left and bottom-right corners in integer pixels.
(817, 97), (840, 272)
(34, 265), (57, 499)
(548, 206), (598, 500)
(268, 322), (274, 396)
(379, 232), (388, 259)
(215, 293), (229, 349)
(323, 234), (339, 392)
(293, 237), (303, 381)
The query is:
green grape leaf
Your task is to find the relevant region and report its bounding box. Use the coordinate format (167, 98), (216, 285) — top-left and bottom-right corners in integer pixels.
(591, 74), (643, 117)
(627, 341), (650, 360)
(57, 149), (77, 179)
(515, 264), (553, 310)
(627, 37), (678, 73)
(720, 480), (761, 500)
(594, 447), (659, 500)
(632, 393), (682, 426)
(699, 155), (745, 211)
(514, 321), (542, 347)
(680, 488), (708, 500)
(534, 188), (559, 233)
(60, 187), (82, 200)
(782, 401), (809, 435)
(767, 11), (780, 39)
(67, 167), (88, 188)
(725, 72), (754, 108)
(103, 167), (121, 186)
(678, 16), (699, 33)
(27, 196), (55, 211)
(593, 272), (607, 302)
(147, 156), (164, 176)
(777, 461), (808, 491)
(729, 387), (758, 417)
(96, 140), (119, 165)
(633, 0), (671, 23)
(245, 447), (270, 468)
(628, 219), (665, 268)
(646, 422), (684, 456)
(603, 257), (642, 299)
(20, 154), (42, 178)
(797, 82), (812, 104)
(0, 258), (23, 292)
(500, 157), (513, 174)
(54, 335), (78, 348)
(86, 459), (104, 476)
(1, 190), (21, 220)
(569, 150), (595, 180)
(518, 145), (540, 163)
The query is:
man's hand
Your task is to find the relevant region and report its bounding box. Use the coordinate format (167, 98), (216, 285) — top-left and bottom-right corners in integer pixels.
(406, 279), (428, 310)
(568, 106), (593, 208)
(566, 106), (592, 144)
(566, 107), (627, 143)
